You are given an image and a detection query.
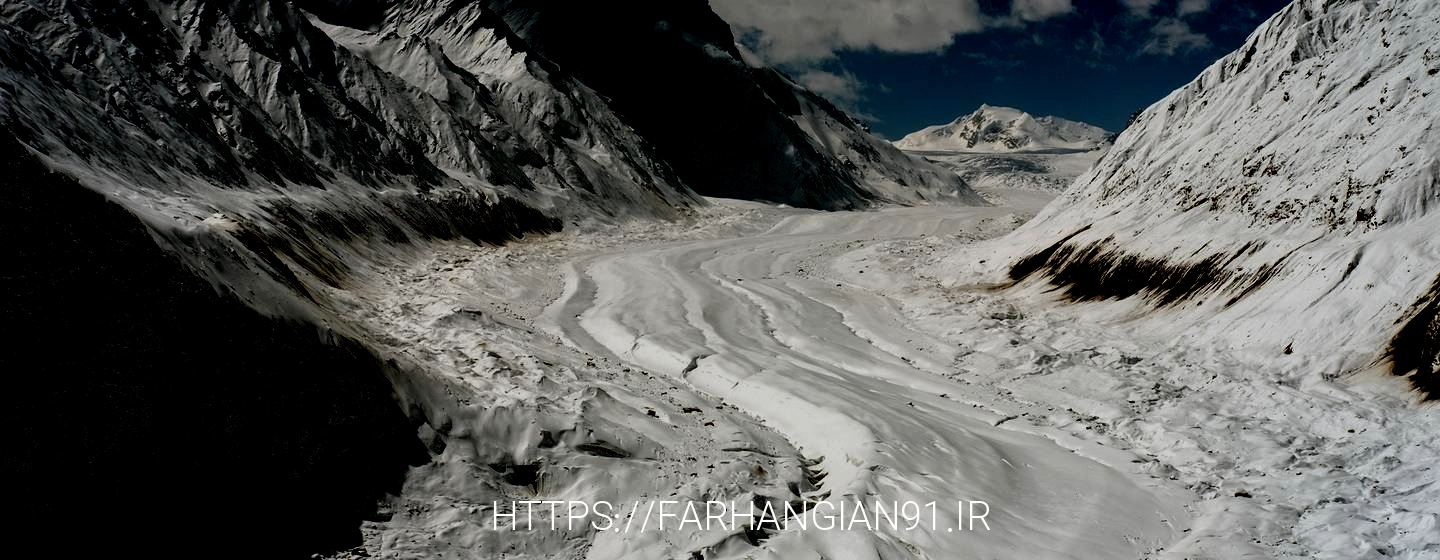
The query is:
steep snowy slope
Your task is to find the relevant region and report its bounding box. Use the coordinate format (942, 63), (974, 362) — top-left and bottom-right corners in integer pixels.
(1, 0), (697, 229)
(959, 0), (1440, 396)
(483, 0), (978, 209)
(1, 134), (432, 557)
(895, 104), (1112, 153)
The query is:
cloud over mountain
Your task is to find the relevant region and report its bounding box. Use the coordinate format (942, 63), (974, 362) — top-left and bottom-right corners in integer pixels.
(712, 0), (1078, 63)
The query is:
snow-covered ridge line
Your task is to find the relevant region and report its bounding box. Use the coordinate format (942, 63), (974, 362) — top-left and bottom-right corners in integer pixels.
(964, 0), (1440, 397)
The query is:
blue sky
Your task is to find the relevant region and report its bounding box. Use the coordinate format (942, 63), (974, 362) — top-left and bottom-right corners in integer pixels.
(713, 0), (1292, 138)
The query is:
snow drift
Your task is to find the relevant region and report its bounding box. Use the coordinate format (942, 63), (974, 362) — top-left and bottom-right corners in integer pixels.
(980, 0), (1440, 396)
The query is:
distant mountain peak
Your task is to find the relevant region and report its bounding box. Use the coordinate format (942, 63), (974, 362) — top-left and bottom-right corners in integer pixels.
(895, 105), (1111, 153)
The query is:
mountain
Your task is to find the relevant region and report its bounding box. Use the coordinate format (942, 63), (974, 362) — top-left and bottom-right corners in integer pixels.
(477, 0), (977, 208)
(894, 104), (1112, 153)
(959, 0), (1440, 396)
(733, 48), (986, 205)
(894, 106), (1112, 193)
(0, 0), (978, 555)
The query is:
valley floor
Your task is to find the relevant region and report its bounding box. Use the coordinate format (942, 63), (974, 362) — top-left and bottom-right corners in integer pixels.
(333, 190), (1439, 560)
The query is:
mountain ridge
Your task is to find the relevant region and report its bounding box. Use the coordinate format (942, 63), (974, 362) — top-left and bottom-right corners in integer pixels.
(894, 104), (1113, 153)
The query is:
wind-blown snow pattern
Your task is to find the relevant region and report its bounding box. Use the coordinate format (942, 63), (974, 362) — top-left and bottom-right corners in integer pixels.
(973, 0), (1440, 396)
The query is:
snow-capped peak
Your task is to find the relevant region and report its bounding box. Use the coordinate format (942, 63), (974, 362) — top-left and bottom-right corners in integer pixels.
(894, 105), (1112, 153)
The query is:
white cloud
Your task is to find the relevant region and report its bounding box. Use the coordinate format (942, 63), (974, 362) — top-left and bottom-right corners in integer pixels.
(1177, 0), (1212, 16)
(1120, 0), (1160, 17)
(796, 69), (865, 104)
(1011, 0), (1074, 22)
(712, 0), (1067, 63)
(1140, 18), (1211, 55)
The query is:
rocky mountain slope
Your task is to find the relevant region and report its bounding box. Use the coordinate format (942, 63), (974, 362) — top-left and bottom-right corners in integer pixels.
(958, 0), (1440, 396)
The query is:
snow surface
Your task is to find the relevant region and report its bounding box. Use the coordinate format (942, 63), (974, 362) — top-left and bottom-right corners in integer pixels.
(331, 193), (1196, 559)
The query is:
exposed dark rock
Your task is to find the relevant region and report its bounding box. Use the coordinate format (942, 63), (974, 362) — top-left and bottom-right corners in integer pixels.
(1388, 275), (1440, 399)
(1008, 226), (1091, 282)
(1010, 237), (1282, 308)
(488, 458), (542, 489)
(574, 441), (630, 458)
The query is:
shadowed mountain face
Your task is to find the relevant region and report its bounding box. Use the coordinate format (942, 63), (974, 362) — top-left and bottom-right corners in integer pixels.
(0, 137), (431, 558)
(481, 0), (953, 209)
(289, 0), (973, 209)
